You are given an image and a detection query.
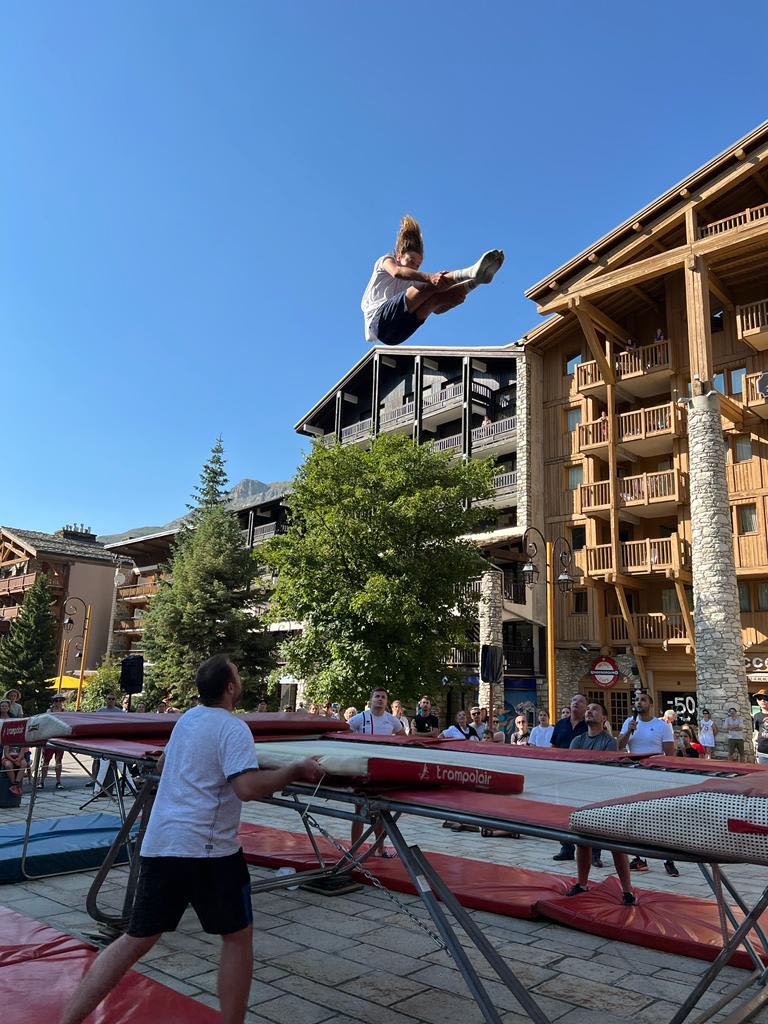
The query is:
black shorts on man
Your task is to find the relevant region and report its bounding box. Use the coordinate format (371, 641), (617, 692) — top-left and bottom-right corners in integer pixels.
(372, 292), (421, 346)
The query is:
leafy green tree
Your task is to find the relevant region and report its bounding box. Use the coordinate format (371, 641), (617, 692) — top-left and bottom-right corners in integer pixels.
(142, 440), (275, 707)
(79, 655), (122, 711)
(263, 431), (495, 710)
(0, 574), (58, 713)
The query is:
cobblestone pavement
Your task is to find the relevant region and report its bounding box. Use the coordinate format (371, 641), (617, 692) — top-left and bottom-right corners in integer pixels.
(4, 755), (768, 1024)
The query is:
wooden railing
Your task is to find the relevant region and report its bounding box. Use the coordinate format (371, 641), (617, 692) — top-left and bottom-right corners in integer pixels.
(117, 582), (159, 600)
(587, 536), (689, 575)
(341, 417), (372, 443)
(580, 480), (610, 511)
(575, 360), (604, 390)
(0, 606), (19, 621)
(380, 400), (415, 426)
(738, 298), (768, 337)
(578, 418), (609, 449)
(617, 402), (676, 443)
(424, 382), (463, 411)
(472, 416), (517, 445)
(746, 372), (768, 406)
(316, 434), (336, 447)
(618, 469), (682, 507)
(616, 340), (671, 378)
(252, 522), (278, 545)
(113, 618), (144, 633)
(608, 613), (688, 644)
(698, 202), (768, 239)
(0, 571), (63, 597)
(494, 470), (517, 493)
(434, 433), (462, 452)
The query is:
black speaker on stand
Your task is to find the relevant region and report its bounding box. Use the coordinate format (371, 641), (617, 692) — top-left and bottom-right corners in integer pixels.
(119, 655), (144, 710)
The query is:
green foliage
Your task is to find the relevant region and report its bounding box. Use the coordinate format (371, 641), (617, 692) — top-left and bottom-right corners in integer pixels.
(142, 440), (276, 708)
(0, 574), (58, 714)
(263, 431), (494, 710)
(79, 656), (122, 711)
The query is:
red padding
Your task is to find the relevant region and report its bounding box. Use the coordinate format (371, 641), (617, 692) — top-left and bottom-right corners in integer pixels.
(642, 755), (764, 776)
(535, 876), (764, 970)
(0, 908), (220, 1023)
(380, 789), (573, 830)
(365, 757), (524, 794)
(238, 823), (573, 919)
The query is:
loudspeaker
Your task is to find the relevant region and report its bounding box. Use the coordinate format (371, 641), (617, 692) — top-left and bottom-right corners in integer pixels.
(480, 644), (504, 685)
(119, 655), (144, 695)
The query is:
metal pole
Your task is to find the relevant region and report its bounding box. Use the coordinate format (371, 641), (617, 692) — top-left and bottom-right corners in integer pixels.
(56, 637), (67, 694)
(546, 540), (557, 721)
(76, 605), (91, 711)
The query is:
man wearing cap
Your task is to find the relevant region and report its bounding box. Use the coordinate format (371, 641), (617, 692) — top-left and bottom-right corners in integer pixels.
(724, 706), (745, 762)
(752, 692), (768, 765)
(39, 694), (67, 790)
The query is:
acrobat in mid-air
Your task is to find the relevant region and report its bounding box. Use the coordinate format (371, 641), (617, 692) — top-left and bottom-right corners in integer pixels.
(361, 215), (504, 346)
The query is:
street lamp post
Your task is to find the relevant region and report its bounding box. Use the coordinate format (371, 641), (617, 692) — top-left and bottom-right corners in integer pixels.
(58, 597), (92, 710)
(521, 527), (573, 721)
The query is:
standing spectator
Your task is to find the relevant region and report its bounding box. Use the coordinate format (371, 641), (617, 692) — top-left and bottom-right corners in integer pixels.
(618, 692), (677, 875)
(391, 700), (410, 735)
(4, 690), (23, 718)
(468, 706), (486, 739)
(550, 694), (588, 862)
(349, 687), (402, 856)
(440, 709), (479, 740)
(343, 706), (357, 722)
(412, 696), (439, 735)
(97, 694), (123, 713)
(752, 691), (768, 765)
(256, 701), (268, 713)
(559, 706), (570, 719)
(135, 702), (147, 713)
(39, 693), (67, 789)
(661, 709), (677, 727)
(724, 707), (745, 762)
(329, 703), (341, 719)
(510, 714), (530, 745)
(567, 701), (634, 905)
(308, 703), (320, 716)
(698, 708), (717, 758)
(679, 732), (700, 758)
(528, 710), (554, 748)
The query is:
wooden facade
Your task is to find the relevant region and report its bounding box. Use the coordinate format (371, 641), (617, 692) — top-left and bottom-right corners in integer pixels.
(523, 120), (768, 707)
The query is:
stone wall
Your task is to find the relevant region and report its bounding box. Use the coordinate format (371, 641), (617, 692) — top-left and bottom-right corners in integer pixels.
(477, 568), (503, 712)
(687, 393), (754, 760)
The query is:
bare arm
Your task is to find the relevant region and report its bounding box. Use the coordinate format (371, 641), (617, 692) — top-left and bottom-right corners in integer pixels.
(662, 741), (676, 756)
(617, 725), (633, 750)
(230, 757), (323, 802)
(381, 256), (446, 287)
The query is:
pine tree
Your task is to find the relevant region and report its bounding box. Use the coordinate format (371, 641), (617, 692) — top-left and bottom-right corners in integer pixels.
(0, 574), (58, 713)
(142, 439), (275, 707)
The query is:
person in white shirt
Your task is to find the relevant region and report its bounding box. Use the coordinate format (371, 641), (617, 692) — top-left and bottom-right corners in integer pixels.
(349, 687), (403, 857)
(60, 654), (322, 1024)
(724, 707), (745, 761)
(468, 706), (487, 739)
(528, 710), (554, 748)
(391, 700), (410, 735)
(440, 709), (479, 740)
(360, 215), (504, 346)
(618, 691), (677, 877)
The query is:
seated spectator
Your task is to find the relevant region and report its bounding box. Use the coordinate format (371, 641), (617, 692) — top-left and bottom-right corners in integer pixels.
(528, 710), (554, 748)
(256, 701), (268, 712)
(343, 706), (357, 722)
(510, 714), (530, 745)
(679, 731), (700, 758)
(3, 690), (23, 718)
(391, 700), (410, 734)
(440, 709), (479, 741)
(2, 744), (26, 796)
(39, 694), (67, 789)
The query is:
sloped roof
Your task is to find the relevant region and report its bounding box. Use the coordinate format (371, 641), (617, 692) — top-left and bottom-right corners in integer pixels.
(2, 527), (115, 565)
(525, 118), (768, 303)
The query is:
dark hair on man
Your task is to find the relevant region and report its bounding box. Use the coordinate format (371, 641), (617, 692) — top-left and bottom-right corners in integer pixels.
(196, 654), (235, 705)
(370, 686), (388, 697)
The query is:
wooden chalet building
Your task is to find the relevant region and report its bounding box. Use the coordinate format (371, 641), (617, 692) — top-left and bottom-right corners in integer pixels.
(520, 119), (768, 735)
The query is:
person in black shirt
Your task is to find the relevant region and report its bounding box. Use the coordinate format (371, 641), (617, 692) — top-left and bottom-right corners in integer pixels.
(551, 693), (587, 862)
(412, 695), (439, 735)
(752, 691), (768, 765)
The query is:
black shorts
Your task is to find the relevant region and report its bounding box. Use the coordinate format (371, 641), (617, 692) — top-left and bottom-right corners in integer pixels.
(373, 292), (422, 346)
(127, 849), (253, 937)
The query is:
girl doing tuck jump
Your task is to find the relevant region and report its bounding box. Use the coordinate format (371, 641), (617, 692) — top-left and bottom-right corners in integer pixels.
(361, 215), (504, 346)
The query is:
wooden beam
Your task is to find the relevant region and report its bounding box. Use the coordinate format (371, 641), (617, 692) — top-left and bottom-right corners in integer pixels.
(752, 168), (768, 200)
(707, 269), (735, 311)
(614, 583), (649, 688)
(684, 249), (714, 388)
(576, 298), (633, 346)
(572, 305), (616, 385)
(718, 391), (745, 429)
(673, 580), (696, 648)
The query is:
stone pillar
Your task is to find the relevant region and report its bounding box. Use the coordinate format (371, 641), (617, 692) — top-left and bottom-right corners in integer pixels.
(687, 393), (754, 759)
(478, 568), (503, 713)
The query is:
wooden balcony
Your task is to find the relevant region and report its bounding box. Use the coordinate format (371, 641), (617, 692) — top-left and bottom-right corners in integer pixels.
(617, 469), (685, 517)
(379, 400), (415, 432)
(579, 480), (611, 515)
(576, 340), (673, 399)
(745, 373), (768, 419)
(617, 402), (680, 456)
(577, 416), (609, 457)
(471, 416), (517, 453)
(698, 202), (768, 239)
(434, 433), (462, 453)
(0, 570), (64, 598)
(117, 582), (159, 601)
(251, 522), (278, 546)
(586, 535), (690, 579)
(0, 606), (19, 622)
(608, 613), (688, 645)
(340, 417), (373, 445)
(113, 618), (144, 634)
(449, 644), (534, 675)
(423, 382), (463, 418)
(493, 470), (518, 497)
(737, 299), (768, 351)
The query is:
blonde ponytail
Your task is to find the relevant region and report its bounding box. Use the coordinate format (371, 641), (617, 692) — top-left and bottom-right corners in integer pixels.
(395, 214), (423, 258)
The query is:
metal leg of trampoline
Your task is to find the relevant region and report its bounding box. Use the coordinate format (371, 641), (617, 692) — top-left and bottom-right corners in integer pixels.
(380, 812), (551, 1024)
(697, 864), (765, 977)
(668, 883), (768, 1024)
(717, 867), (768, 966)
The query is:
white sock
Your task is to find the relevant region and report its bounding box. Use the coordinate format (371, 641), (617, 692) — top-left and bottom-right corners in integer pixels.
(452, 249), (504, 285)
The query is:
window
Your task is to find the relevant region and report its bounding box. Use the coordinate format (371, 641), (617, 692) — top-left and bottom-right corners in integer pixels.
(739, 582), (752, 613)
(657, 459), (673, 472)
(758, 583), (768, 612)
(734, 435), (753, 463)
(571, 526), (586, 550)
(711, 308), (724, 333)
(731, 367), (746, 398)
(565, 353), (582, 376)
(566, 407), (582, 432)
(662, 589), (677, 615)
(738, 504), (758, 535)
(572, 591), (588, 615)
(713, 371), (726, 394)
(567, 464), (583, 490)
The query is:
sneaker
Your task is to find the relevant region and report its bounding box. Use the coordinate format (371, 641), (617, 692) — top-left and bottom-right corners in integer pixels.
(629, 857), (649, 872)
(622, 891), (637, 906)
(591, 855), (603, 868)
(664, 860), (680, 877)
(10, 785), (21, 796)
(552, 850), (575, 862)
(55, 783), (64, 790)
(567, 884), (588, 897)
(37, 781), (45, 790)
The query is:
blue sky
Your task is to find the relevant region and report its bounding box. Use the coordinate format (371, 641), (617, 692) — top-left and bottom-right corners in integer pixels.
(1, 1), (766, 534)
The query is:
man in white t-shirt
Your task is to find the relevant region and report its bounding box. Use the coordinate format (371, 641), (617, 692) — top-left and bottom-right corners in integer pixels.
(348, 687), (405, 737)
(61, 654), (323, 1024)
(528, 709), (554, 748)
(724, 707), (745, 761)
(618, 691), (677, 876)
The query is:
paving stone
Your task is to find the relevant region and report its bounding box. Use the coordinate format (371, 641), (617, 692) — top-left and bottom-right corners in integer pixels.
(252, 931), (304, 960)
(340, 942), (430, 977)
(137, 967), (202, 996)
(533, 974), (653, 1012)
(550, 954), (628, 984)
(282, 906), (381, 938)
(406, 962), (555, 1013)
(268, 922), (360, 953)
(149, 949), (218, 980)
(273, 974), (421, 1024)
(356, 924), (443, 958)
(395, 989), (490, 1024)
(257, 993), (334, 1024)
(338, 969), (423, 1006)
(270, 950), (372, 986)
(192, 970), (283, 1004)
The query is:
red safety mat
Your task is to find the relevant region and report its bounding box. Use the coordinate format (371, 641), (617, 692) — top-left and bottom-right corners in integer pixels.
(381, 789), (573, 830)
(535, 876), (766, 971)
(239, 823), (573, 919)
(642, 755), (765, 776)
(0, 908), (220, 1023)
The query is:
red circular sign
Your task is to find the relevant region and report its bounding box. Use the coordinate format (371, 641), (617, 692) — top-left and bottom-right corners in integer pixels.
(590, 656), (620, 689)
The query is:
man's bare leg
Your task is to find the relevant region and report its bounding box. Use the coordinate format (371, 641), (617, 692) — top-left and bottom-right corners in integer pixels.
(60, 933), (160, 1024)
(219, 924), (253, 1024)
(612, 852), (633, 894)
(405, 249), (504, 317)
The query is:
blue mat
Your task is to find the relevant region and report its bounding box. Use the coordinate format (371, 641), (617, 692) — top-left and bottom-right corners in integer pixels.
(0, 814), (136, 883)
